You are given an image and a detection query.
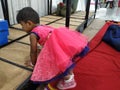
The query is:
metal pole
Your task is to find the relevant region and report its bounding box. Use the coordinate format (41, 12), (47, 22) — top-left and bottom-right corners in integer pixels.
(65, 0), (71, 27)
(84, 0), (91, 29)
(1, 0), (10, 26)
(94, 0), (98, 18)
(47, 0), (50, 14)
(50, 0), (52, 14)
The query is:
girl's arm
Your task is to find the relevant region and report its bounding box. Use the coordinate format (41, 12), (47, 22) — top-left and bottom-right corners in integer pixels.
(29, 33), (38, 65)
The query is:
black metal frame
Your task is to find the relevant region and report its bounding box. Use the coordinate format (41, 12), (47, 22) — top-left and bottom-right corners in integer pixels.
(94, 0), (98, 18)
(84, 0), (91, 28)
(0, 57), (32, 71)
(47, 0), (50, 14)
(65, 0), (71, 27)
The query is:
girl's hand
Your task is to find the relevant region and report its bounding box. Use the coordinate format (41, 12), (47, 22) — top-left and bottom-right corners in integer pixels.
(24, 60), (34, 68)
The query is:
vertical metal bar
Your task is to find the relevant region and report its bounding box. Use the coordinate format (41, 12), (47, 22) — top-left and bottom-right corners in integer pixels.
(94, 0), (98, 18)
(63, 0), (66, 3)
(1, 0), (10, 26)
(84, 0), (91, 29)
(5, 0), (10, 26)
(65, 0), (71, 27)
(48, 0), (50, 14)
(50, 0), (52, 14)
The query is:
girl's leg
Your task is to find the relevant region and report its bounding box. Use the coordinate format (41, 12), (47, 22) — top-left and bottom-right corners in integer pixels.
(111, 1), (114, 8)
(36, 83), (48, 90)
(57, 69), (76, 90)
(63, 69), (73, 80)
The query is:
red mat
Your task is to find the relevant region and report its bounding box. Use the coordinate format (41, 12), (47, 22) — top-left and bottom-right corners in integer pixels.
(49, 22), (120, 90)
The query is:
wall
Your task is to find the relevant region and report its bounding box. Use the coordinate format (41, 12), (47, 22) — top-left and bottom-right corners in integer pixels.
(0, 0), (87, 25)
(0, 0), (4, 19)
(3, 0), (48, 25)
(76, 0), (87, 11)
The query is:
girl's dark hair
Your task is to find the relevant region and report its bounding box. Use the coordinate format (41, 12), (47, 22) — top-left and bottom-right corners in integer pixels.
(16, 7), (40, 24)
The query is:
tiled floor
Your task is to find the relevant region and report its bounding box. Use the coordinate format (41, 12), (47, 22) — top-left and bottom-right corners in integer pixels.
(96, 7), (120, 21)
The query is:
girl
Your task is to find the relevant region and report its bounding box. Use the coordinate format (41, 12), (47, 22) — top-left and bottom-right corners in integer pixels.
(16, 7), (89, 90)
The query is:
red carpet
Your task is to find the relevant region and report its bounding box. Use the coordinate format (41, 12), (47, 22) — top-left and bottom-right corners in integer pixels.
(49, 22), (120, 90)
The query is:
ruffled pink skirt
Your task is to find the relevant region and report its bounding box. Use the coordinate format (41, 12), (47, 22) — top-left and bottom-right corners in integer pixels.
(31, 27), (88, 82)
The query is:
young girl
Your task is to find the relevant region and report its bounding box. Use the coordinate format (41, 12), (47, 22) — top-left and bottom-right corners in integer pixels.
(16, 7), (89, 90)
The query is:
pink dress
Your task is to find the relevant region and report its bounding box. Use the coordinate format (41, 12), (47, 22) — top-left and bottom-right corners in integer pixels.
(31, 25), (88, 82)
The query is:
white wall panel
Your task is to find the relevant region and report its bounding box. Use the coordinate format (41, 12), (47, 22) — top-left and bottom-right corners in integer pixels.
(76, 0), (87, 11)
(0, 0), (4, 19)
(8, 0), (30, 24)
(7, 0), (48, 25)
(30, 0), (48, 16)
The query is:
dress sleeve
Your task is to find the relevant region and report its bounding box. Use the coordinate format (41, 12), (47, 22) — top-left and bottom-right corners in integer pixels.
(31, 32), (40, 40)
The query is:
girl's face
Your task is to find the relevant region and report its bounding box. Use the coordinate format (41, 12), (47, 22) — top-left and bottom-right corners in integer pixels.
(20, 21), (35, 33)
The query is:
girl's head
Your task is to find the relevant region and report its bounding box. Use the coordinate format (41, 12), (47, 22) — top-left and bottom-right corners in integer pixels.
(16, 7), (40, 32)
